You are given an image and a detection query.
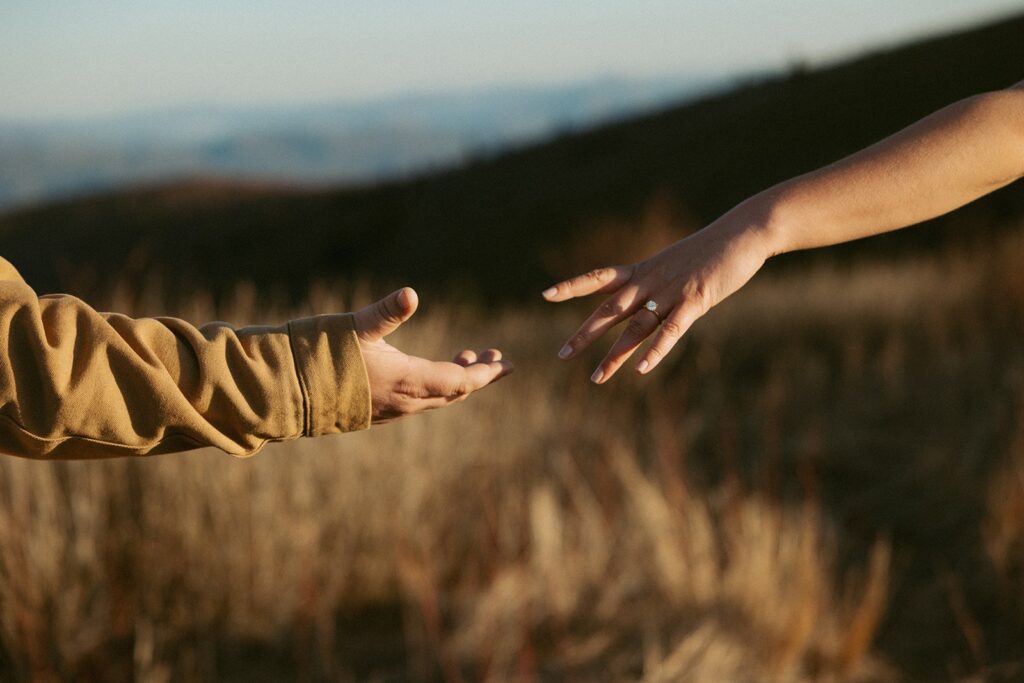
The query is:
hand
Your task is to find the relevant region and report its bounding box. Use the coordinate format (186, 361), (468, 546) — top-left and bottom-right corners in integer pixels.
(542, 219), (772, 383)
(353, 287), (513, 423)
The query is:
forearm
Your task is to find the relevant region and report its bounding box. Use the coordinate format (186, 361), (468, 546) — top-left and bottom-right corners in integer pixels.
(0, 262), (371, 459)
(546, 83), (1024, 381)
(734, 83), (1024, 256)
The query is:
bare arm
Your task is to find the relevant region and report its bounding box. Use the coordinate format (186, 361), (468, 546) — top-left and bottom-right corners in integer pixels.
(544, 80), (1024, 383)
(766, 80), (1024, 254)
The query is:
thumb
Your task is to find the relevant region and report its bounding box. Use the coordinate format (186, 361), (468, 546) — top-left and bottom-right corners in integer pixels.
(354, 287), (418, 342)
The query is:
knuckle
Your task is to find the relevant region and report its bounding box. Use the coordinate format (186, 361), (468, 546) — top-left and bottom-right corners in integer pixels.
(647, 346), (663, 360)
(442, 380), (469, 399)
(625, 318), (648, 338)
(395, 379), (419, 398)
(572, 332), (591, 347)
(597, 300), (625, 317)
(378, 300), (400, 322)
(393, 394), (417, 414)
(661, 320), (684, 338)
(687, 281), (711, 314)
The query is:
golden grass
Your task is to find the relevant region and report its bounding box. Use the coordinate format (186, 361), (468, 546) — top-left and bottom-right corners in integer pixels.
(3, 232), (1024, 681)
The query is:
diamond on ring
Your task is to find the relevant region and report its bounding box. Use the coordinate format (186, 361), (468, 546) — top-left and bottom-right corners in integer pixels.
(643, 300), (663, 321)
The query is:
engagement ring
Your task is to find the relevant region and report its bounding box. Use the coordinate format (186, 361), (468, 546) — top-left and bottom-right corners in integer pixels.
(643, 300), (663, 321)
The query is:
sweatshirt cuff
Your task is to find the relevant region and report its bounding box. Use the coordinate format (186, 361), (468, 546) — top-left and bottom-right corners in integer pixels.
(287, 313), (372, 436)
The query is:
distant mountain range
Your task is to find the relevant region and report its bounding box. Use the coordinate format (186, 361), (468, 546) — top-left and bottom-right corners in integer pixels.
(0, 75), (720, 209)
(1, 12), (1021, 304)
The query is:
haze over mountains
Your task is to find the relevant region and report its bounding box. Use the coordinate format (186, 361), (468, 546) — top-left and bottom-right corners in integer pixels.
(0, 74), (717, 210)
(1, 12), (1021, 304)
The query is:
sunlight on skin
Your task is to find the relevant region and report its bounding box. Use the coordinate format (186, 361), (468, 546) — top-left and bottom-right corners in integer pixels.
(545, 81), (1024, 383)
(354, 287), (513, 422)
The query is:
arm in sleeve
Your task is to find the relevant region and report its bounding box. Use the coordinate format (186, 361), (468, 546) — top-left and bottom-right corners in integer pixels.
(0, 257), (371, 460)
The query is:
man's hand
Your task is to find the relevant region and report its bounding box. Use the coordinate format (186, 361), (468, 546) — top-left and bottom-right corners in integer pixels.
(353, 288), (513, 423)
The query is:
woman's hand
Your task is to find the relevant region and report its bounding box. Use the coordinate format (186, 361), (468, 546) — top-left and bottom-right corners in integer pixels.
(546, 83), (1024, 386)
(354, 288), (513, 423)
(543, 216), (774, 383)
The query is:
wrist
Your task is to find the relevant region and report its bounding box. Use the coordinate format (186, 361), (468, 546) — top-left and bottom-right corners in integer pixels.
(710, 188), (792, 262)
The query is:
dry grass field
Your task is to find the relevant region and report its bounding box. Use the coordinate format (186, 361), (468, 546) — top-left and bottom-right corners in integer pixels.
(2, 229), (1024, 682)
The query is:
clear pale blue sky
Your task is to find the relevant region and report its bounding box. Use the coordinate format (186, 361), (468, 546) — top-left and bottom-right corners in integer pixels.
(1, 0), (1020, 121)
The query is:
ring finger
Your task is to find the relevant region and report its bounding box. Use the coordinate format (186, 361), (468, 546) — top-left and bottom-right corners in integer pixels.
(591, 297), (671, 383)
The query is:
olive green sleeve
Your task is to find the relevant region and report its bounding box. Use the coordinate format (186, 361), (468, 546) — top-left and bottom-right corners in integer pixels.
(0, 257), (371, 460)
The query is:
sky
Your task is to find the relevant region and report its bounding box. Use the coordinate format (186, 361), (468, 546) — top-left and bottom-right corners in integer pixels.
(1, 0), (1021, 121)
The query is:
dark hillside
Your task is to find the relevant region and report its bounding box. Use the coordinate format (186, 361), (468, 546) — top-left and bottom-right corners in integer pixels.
(1, 12), (1022, 302)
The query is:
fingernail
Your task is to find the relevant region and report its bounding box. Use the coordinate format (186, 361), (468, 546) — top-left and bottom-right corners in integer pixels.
(558, 344), (573, 359)
(542, 287), (557, 299)
(591, 368), (604, 384)
(637, 360), (649, 373)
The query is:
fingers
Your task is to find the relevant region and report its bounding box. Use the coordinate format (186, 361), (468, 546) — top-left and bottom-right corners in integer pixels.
(460, 358), (513, 392)
(558, 285), (645, 359)
(590, 306), (663, 384)
(370, 347), (512, 425)
(419, 358), (514, 402)
(354, 287), (418, 342)
(543, 263), (645, 359)
(635, 307), (694, 375)
(542, 265), (634, 303)
(477, 348), (503, 363)
(452, 349), (478, 366)
(452, 348), (501, 367)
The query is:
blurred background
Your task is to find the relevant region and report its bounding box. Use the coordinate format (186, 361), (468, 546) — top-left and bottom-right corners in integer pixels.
(2, 2), (1024, 681)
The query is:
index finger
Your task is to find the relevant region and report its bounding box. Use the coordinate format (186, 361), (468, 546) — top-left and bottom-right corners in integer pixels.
(420, 359), (514, 401)
(542, 265), (634, 302)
